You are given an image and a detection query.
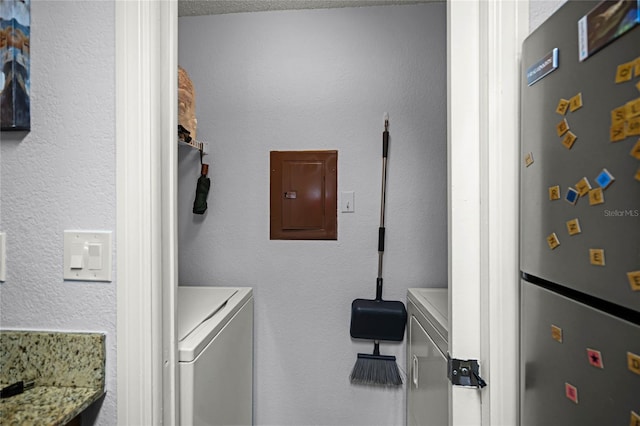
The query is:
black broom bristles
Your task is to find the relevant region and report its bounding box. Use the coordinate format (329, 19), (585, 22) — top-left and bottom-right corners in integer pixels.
(350, 343), (403, 386)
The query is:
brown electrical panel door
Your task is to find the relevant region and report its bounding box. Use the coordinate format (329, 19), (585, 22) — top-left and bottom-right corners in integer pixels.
(270, 150), (337, 240)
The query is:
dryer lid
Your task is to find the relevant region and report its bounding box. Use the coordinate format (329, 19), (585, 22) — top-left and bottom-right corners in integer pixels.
(177, 287), (238, 342)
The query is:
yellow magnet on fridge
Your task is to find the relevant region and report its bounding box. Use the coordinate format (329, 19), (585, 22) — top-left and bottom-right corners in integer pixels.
(611, 106), (627, 125)
(636, 80), (640, 93)
(566, 218), (581, 236)
(524, 152), (534, 167)
(556, 99), (570, 115)
(626, 116), (640, 137)
(588, 187), (604, 205)
(628, 352), (640, 375)
(547, 232), (560, 250)
(562, 131), (577, 150)
(589, 248), (605, 266)
(631, 139), (640, 160)
(551, 324), (563, 343)
(549, 185), (561, 200)
(615, 61), (635, 83)
(628, 271), (640, 291)
(630, 411), (640, 426)
(556, 118), (570, 136)
(636, 167), (640, 182)
(626, 97), (640, 118)
(575, 177), (591, 197)
(569, 93), (583, 112)
(611, 122), (626, 142)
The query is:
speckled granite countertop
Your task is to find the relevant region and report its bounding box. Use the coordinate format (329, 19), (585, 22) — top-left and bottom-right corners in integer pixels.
(0, 331), (105, 426)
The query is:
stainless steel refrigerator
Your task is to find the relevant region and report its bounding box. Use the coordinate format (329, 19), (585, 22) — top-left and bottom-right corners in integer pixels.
(520, 1), (640, 425)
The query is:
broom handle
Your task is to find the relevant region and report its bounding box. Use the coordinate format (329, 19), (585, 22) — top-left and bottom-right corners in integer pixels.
(380, 118), (389, 233)
(376, 117), (389, 300)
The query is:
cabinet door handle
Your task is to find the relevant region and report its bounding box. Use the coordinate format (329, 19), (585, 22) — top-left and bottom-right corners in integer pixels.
(412, 354), (419, 388)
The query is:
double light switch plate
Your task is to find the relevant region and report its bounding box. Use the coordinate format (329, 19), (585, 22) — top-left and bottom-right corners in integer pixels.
(63, 231), (112, 282)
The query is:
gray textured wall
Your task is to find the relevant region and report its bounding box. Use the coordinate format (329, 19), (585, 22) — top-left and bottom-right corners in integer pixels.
(0, 2), (116, 424)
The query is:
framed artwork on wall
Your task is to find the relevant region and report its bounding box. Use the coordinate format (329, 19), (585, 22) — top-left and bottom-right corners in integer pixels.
(1, 0), (30, 131)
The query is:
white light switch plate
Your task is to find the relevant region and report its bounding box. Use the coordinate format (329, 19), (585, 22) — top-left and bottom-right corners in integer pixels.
(64, 231), (112, 282)
(0, 232), (6, 282)
(341, 191), (355, 213)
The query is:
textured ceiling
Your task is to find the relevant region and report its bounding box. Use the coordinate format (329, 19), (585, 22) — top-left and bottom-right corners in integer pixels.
(178, 0), (433, 17)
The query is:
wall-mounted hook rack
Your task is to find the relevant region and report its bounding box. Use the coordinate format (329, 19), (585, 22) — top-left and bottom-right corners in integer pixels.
(178, 125), (208, 154)
(178, 137), (207, 153)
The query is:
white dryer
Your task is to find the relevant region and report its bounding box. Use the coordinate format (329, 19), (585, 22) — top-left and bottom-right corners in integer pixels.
(406, 288), (448, 426)
(178, 286), (253, 426)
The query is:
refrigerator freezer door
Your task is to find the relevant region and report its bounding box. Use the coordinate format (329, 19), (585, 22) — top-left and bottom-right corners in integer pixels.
(521, 280), (640, 425)
(520, 1), (640, 311)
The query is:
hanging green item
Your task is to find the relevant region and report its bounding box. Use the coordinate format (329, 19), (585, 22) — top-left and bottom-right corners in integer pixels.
(193, 163), (210, 215)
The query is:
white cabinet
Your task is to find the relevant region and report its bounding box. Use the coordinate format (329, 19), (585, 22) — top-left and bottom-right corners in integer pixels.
(407, 288), (449, 426)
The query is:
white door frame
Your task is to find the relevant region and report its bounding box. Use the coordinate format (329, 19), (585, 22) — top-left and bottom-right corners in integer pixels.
(448, 0), (527, 425)
(480, 2), (529, 424)
(115, 1), (178, 424)
(115, 0), (526, 424)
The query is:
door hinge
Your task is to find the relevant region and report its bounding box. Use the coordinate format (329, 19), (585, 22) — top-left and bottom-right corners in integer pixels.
(447, 355), (487, 388)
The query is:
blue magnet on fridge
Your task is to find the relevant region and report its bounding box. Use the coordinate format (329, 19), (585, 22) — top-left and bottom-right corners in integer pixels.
(565, 187), (579, 205)
(595, 168), (615, 190)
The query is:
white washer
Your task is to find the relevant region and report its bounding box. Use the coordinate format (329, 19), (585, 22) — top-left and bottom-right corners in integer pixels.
(178, 286), (253, 426)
